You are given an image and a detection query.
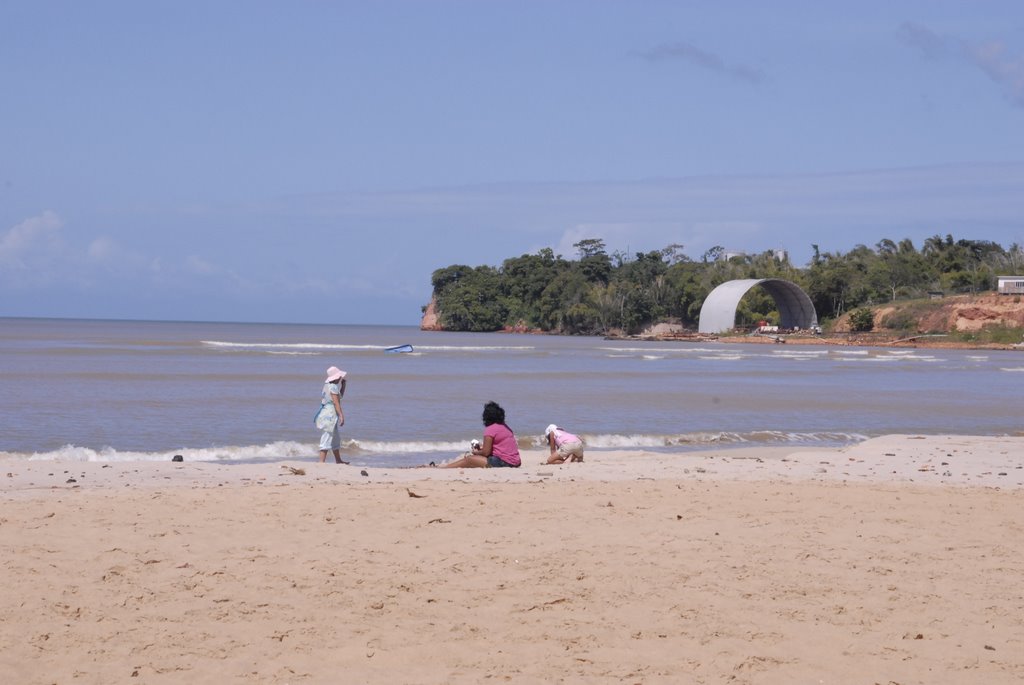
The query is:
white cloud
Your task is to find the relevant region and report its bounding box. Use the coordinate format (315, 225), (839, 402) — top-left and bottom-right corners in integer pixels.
(900, 22), (1024, 108)
(185, 255), (219, 275)
(86, 236), (154, 273)
(0, 211), (69, 287)
(0, 210), (64, 262)
(970, 40), (1024, 107)
(1, 212), (240, 293)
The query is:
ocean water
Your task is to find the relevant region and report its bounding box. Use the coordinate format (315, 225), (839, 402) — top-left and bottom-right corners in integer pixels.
(1, 317), (1021, 468)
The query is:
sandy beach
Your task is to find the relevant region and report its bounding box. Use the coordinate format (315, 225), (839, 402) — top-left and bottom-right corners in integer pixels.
(2, 435), (1023, 684)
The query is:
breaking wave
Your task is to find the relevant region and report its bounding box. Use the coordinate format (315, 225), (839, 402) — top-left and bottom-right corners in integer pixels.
(0, 431), (868, 465)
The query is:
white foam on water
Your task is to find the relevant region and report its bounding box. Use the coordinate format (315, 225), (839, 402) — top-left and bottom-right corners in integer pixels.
(771, 350), (828, 357)
(599, 346), (706, 354)
(0, 431), (870, 463)
(6, 441), (313, 463)
(412, 345), (536, 352)
(857, 354), (939, 362)
(202, 340), (535, 354)
(350, 439), (470, 454)
(581, 431), (865, 449)
(203, 340), (382, 351)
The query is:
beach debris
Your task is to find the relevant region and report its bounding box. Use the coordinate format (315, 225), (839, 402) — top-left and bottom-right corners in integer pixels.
(985, 645), (996, 651)
(280, 466), (306, 476)
(428, 518), (451, 524)
(406, 488), (426, 498)
(526, 597), (569, 611)
(360, 470), (369, 477)
(66, 477), (77, 483)
(172, 455), (183, 462)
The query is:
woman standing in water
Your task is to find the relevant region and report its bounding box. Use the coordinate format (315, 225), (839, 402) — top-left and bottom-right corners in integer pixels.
(316, 365), (348, 463)
(440, 401), (521, 468)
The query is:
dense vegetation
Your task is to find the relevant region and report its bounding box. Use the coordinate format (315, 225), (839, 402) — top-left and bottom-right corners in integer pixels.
(427, 235), (1024, 335)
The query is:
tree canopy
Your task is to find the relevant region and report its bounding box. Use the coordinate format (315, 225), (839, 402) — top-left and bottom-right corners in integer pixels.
(428, 235), (1024, 335)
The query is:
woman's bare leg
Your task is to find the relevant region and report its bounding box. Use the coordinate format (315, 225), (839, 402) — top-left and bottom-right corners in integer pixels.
(440, 453), (489, 468)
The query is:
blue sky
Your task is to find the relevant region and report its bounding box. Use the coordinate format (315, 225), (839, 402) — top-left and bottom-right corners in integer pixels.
(2, 1), (1022, 325)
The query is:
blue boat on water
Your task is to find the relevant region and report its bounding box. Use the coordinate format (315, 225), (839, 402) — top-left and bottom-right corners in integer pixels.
(384, 344), (414, 353)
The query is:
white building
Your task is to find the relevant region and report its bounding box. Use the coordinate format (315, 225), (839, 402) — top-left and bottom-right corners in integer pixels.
(997, 276), (1024, 295)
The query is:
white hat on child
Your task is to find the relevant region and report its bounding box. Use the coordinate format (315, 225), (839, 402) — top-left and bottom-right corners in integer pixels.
(325, 366), (347, 383)
(545, 424), (558, 437)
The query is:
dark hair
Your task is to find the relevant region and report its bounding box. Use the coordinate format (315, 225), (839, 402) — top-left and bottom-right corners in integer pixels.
(481, 401), (506, 427)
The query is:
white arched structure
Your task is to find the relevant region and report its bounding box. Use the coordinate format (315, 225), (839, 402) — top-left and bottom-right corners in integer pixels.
(698, 278), (818, 334)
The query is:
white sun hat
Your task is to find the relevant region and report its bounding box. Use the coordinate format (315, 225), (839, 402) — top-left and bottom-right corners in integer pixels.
(325, 366), (347, 383)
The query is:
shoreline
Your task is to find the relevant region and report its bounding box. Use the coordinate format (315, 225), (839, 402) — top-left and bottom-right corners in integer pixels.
(3, 435), (1023, 495)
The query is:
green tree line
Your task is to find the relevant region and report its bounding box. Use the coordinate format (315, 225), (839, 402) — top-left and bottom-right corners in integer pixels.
(427, 235), (1024, 334)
